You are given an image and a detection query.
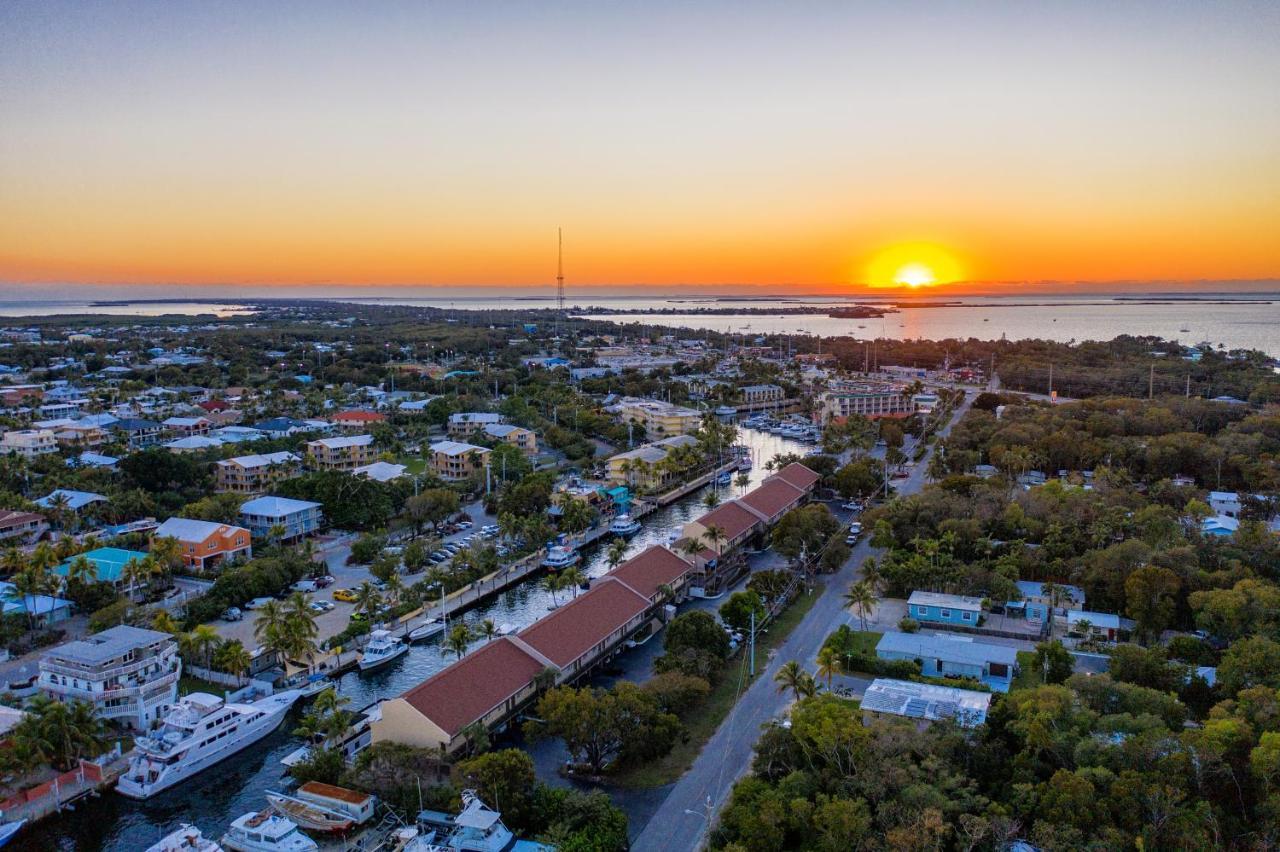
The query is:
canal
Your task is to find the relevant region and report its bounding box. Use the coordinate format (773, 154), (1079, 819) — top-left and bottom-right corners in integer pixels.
(23, 428), (811, 851)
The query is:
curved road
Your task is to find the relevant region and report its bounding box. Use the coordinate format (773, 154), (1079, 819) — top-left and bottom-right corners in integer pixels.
(631, 391), (975, 852)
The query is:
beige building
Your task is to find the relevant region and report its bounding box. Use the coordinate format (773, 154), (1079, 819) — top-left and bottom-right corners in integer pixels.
(815, 382), (914, 423)
(1, 429), (58, 458)
(606, 434), (700, 490)
(427, 441), (491, 481)
(739, 383), (784, 405)
(483, 423), (538, 454)
(305, 434), (376, 471)
(447, 412), (503, 437)
(216, 451), (303, 494)
(609, 397), (702, 437)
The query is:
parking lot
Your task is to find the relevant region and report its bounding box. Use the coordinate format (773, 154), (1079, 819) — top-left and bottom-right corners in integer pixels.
(209, 500), (499, 651)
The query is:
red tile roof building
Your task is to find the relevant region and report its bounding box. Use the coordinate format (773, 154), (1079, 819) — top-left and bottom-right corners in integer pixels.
(518, 578), (650, 673)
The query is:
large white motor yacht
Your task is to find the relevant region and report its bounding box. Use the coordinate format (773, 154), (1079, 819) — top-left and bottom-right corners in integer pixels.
(541, 545), (580, 570)
(117, 690), (302, 800)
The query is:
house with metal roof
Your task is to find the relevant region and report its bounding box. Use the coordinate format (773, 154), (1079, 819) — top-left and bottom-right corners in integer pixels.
(876, 631), (1018, 692)
(55, 547), (148, 586)
(907, 591), (985, 627)
(239, 495), (324, 541)
(860, 678), (992, 729)
(154, 517), (252, 571)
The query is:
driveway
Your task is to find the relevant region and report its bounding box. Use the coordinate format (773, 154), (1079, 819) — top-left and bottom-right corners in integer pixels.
(631, 392), (974, 852)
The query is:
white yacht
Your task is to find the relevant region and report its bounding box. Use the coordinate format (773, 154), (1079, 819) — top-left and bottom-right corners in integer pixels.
(541, 545), (580, 570)
(146, 824), (223, 852)
(408, 618), (446, 642)
(117, 690), (303, 800)
(358, 630), (409, 672)
(608, 514), (641, 537)
(714, 405), (737, 417)
(221, 811), (316, 852)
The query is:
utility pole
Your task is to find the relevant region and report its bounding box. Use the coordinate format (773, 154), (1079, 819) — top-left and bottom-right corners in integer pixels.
(749, 608), (756, 677)
(1186, 373), (1191, 398)
(1148, 364), (1155, 400)
(1048, 363), (1053, 398)
(555, 227), (565, 336)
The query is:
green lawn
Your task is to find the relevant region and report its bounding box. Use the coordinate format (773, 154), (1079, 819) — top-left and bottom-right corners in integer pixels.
(178, 673), (229, 696)
(1013, 650), (1042, 691)
(397, 455), (428, 475)
(611, 587), (822, 789)
(844, 630), (883, 658)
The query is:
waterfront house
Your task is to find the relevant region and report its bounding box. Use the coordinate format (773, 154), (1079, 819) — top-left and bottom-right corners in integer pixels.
(860, 678), (992, 729)
(239, 495), (323, 541)
(36, 489), (107, 514)
(39, 625), (179, 730)
(55, 546), (148, 588)
(875, 631), (1018, 692)
(907, 591), (985, 627)
(153, 517), (252, 571)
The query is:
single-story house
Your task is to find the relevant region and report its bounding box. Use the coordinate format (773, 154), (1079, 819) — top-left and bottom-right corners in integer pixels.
(55, 547), (149, 586)
(907, 591), (984, 627)
(36, 489), (107, 513)
(1008, 580), (1085, 621)
(860, 678), (992, 729)
(876, 631), (1018, 692)
(1064, 609), (1122, 641)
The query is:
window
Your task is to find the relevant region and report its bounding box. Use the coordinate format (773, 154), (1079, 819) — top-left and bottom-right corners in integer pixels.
(918, 606), (929, 616)
(962, 611), (972, 621)
(940, 609), (951, 618)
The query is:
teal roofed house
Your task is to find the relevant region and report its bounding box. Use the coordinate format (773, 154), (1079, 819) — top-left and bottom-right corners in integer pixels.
(56, 547), (148, 585)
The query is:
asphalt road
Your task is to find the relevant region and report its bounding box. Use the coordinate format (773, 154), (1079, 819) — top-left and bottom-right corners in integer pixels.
(631, 391), (975, 852)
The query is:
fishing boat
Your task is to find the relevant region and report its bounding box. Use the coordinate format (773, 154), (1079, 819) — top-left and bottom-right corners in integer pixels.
(0, 822), (25, 849)
(415, 790), (554, 852)
(221, 811), (316, 852)
(608, 514), (641, 537)
(118, 690), (304, 799)
(145, 824), (222, 852)
(714, 405), (737, 417)
(358, 630), (409, 672)
(541, 544), (580, 570)
(715, 469), (734, 486)
(408, 618), (445, 642)
(264, 792), (354, 834)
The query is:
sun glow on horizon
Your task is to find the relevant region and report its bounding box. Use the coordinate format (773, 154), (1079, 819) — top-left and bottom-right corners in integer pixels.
(865, 243), (965, 289)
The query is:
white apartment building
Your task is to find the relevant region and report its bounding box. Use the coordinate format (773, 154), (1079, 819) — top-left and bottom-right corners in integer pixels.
(739, 384), (784, 405)
(0, 428), (58, 458)
(815, 382), (914, 423)
(39, 625), (180, 730)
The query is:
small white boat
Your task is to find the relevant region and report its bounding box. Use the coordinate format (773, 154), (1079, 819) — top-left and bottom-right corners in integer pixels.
(715, 405), (737, 416)
(146, 824), (221, 852)
(608, 514), (641, 537)
(715, 470), (734, 486)
(408, 618), (445, 642)
(542, 545), (580, 570)
(221, 811), (316, 852)
(358, 630), (408, 672)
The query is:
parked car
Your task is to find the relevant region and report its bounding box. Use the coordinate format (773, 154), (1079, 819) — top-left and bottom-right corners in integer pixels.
(222, 606), (243, 621)
(313, 575), (335, 589)
(332, 588), (358, 602)
(841, 501), (862, 511)
(308, 600), (335, 613)
(293, 579), (318, 593)
(244, 597), (274, 610)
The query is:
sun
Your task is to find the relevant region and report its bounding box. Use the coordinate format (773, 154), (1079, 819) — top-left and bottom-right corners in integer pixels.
(864, 242), (964, 289)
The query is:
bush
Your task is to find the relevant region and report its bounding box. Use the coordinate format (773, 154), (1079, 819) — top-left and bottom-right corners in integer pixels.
(181, 555), (309, 628)
(89, 599), (132, 633)
(898, 617), (920, 633)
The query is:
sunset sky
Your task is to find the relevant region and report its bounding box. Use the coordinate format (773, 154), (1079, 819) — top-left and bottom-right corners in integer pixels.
(1, 1), (1278, 292)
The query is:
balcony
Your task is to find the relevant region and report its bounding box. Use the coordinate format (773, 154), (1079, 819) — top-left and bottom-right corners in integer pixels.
(41, 652), (178, 683)
(43, 666), (179, 700)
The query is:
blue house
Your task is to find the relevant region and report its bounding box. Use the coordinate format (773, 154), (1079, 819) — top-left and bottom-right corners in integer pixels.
(907, 591), (984, 627)
(876, 631), (1018, 692)
(1008, 580), (1086, 622)
(239, 495), (324, 541)
(55, 547), (148, 586)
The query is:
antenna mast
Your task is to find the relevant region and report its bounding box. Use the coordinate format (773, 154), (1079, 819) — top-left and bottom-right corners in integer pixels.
(556, 227), (566, 318)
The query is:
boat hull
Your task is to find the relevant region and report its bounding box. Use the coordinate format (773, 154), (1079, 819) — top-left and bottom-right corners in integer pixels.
(265, 793), (355, 834)
(358, 643), (409, 672)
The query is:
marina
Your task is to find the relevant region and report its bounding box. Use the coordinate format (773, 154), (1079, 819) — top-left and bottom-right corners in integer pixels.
(20, 426), (810, 850)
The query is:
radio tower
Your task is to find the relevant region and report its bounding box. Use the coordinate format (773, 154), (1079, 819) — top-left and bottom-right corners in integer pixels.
(556, 227), (566, 315)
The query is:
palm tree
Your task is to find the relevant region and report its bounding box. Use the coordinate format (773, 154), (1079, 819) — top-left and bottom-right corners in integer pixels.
(64, 554), (96, 587)
(542, 573), (565, 607)
(11, 695), (106, 771)
(795, 671), (818, 698)
(479, 619), (497, 642)
(11, 566), (52, 630)
(703, 524), (727, 555)
(29, 542), (56, 573)
(735, 473), (750, 493)
(560, 568), (584, 599)
(532, 666), (558, 694)
(384, 572), (405, 607)
(151, 610), (179, 634)
(254, 600), (288, 646)
(266, 523), (288, 545)
(149, 535), (184, 578)
(702, 490), (721, 509)
(816, 646), (841, 688)
(842, 581), (875, 631)
(121, 557), (149, 601)
(444, 623), (472, 659)
(0, 547), (23, 577)
(184, 624), (222, 670)
(678, 535), (705, 560)
(774, 660), (808, 700)
(655, 583), (676, 606)
(213, 639), (253, 685)
(860, 557), (883, 594)
(353, 582), (384, 620)
(605, 538), (628, 571)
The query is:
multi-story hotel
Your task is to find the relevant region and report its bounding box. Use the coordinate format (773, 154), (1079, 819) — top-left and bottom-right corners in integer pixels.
(39, 625), (180, 731)
(608, 397), (702, 437)
(815, 381), (915, 423)
(427, 441), (490, 481)
(305, 434), (377, 471)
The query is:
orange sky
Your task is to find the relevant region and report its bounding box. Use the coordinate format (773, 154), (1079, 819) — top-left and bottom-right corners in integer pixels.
(2, 2), (1278, 291)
